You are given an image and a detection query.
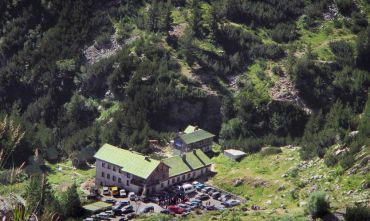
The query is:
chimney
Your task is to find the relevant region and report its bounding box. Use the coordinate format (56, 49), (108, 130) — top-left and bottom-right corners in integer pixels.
(181, 153), (186, 161)
(193, 149), (196, 154)
(145, 156), (150, 161)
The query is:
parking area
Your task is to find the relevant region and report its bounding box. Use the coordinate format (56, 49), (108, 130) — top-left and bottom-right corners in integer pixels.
(83, 181), (244, 221)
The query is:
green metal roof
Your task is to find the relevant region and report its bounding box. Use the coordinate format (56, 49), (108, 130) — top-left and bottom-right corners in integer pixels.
(83, 201), (112, 213)
(162, 149), (212, 177)
(184, 125), (197, 134)
(179, 129), (215, 144)
(94, 144), (160, 179)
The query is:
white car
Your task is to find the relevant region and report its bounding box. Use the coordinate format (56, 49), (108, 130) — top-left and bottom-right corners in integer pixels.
(102, 186), (110, 195)
(128, 192), (137, 201)
(119, 189), (127, 197)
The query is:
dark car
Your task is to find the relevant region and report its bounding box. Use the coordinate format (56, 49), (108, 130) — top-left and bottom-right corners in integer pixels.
(160, 209), (175, 216)
(104, 198), (117, 204)
(119, 217), (128, 221)
(196, 193), (210, 201)
(212, 191), (221, 199)
(120, 205), (134, 214)
(126, 213), (136, 220)
(140, 205), (154, 213)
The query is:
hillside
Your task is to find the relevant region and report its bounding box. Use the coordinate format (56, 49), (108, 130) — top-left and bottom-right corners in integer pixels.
(0, 0), (369, 220)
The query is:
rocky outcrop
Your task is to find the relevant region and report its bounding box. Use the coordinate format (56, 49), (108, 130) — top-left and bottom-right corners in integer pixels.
(269, 73), (311, 114)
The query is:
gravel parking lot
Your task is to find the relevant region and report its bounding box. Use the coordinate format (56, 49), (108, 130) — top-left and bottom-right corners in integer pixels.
(84, 181), (243, 220)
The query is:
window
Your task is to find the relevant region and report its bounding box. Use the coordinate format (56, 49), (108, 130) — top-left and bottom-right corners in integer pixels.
(177, 177), (180, 182)
(161, 183), (164, 188)
(187, 173), (190, 178)
(107, 174), (110, 179)
(113, 176), (116, 181)
(108, 164), (111, 169)
(167, 180), (170, 185)
(113, 166), (116, 172)
(182, 175), (185, 180)
(172, 178), (175, 184)
(119, 169), (123, 174)
(102, 162), (105, 168)
(101, 172), (105, 177)
(127, 173), (131, 178)
(118, 178), (121, 183)
(126, 180), (130, 186)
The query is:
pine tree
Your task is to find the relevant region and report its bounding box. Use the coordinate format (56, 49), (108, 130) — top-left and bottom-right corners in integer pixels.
(147, 0), (160, 32)
(61, 183), (82, 217)
(25, 174), (54, 215)
(160, 0), (173, 33)
(190, 0), (202, 38)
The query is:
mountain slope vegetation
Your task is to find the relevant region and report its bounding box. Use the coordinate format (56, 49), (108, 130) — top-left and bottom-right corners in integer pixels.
(0, 0), (369, 220)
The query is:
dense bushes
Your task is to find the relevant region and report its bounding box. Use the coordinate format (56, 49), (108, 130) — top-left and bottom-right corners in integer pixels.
(271, 23), (299, 43)
(220, 0), (305, 28)
(344, 203), (370, 221)
(306, 191), (330, 218)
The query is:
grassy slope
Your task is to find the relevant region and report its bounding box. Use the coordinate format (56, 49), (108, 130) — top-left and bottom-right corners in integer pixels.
(138, 147), (369, 221)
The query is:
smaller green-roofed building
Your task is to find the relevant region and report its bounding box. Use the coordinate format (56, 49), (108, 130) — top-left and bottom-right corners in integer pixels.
(173, 126), (215, 153)
(163, 149), (212, 177)
(184, 125), (197, 134)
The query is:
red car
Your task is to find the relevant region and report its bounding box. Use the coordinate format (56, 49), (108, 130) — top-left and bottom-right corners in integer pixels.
(167, 205), (185, 214)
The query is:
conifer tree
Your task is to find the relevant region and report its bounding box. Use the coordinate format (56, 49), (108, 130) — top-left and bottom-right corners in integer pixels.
(60, 183), (82, 217)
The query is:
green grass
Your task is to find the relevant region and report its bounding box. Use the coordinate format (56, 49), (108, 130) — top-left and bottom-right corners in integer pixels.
(298, 19), (356, 60)
(98, 102), (120, 121)
(207, 146), (370, 220)
(47, 161), (95, 197)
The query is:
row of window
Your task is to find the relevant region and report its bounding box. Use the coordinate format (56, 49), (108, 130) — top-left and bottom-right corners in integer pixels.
(166, 167), (208, 185)
(101, 162), (131, 178)
(101, 172), (130, 186)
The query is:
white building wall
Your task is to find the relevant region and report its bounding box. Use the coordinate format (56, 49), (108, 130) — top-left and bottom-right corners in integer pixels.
(95, 159), (141, 193)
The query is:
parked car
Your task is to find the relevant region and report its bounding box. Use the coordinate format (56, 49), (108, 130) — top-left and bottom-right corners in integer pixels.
(118, 217), (128, 221)
(87, 186), (99, 200)
(149, 196), (159, 203)
(104, 198), (117, 204)
(83, 218), (99, 221)
(117, 200), (130, 206)
(178, 203), (191, 212)
(215, 205), (226, 211)
(182, 184), (196, 194)
(111, 186), (119, 197)
(206, 205), (216, 211)
(212, 191), (221, 199)
(207, 189), (217, 196)
(222, 199), (241, 207)
(139, 205), (154, 213)
(218, 194), (231, 202)
(103, 186), (110, 195)
(126, 213), (136, 220)
(196, 193), (210, 201)
(119, 189), (127, 197)
(185, 201), (199, 209)
(128, 192), (137, 201)
(160, 209), (175, 215)
(201, 187), (213, 193)
(140, 195), (150, 203)
(104, 210), (115, 217)
(194, 183), (206, 190)
(167, 205), (185, 214)
(120, 205), (134, 214)
(97, 212), (110, 220)
(190, 199), (202, 205)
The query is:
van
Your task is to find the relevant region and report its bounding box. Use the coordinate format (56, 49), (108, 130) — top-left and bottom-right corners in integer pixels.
(111, 186), (119, 197)
(182, 184), (195, 194)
